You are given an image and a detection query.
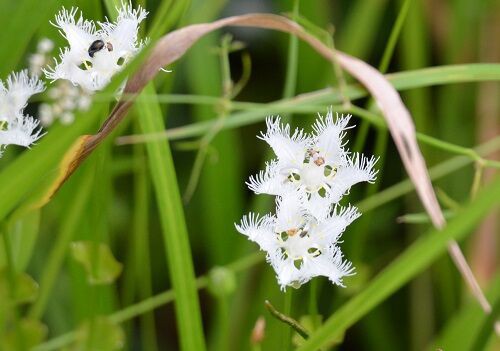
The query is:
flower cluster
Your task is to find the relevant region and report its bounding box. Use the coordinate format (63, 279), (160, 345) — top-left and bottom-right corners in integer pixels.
(0, 70), (45, 157)
(236, 110), (378, 290)
(0, 2), (147, 159)
(44, 2), (148, 92)
(29, 38), (92, 126)
(38, 80), (92, 126)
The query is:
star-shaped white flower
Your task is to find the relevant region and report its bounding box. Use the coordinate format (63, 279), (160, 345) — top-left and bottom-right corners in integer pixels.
(247, 110), (378, 212)
(44, 2), (148, 92)
(0, 70), (45, 154)
(236, 191), (359, 290)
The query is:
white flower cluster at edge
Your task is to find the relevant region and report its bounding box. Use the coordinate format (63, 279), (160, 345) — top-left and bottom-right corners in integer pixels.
(0, 70), (45, 158)
(236, 109), (378, 290)
(29, 38), (92, 126)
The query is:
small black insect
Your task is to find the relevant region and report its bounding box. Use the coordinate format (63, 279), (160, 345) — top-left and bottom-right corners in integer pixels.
(88, 40), (105, 58)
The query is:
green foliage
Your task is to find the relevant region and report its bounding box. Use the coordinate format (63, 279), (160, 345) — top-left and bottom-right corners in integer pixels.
(70, 241), (123, 285)
(1, 1), (499, 350)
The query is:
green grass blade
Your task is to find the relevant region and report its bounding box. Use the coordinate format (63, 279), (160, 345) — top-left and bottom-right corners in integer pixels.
(136, 84), (206, 351)
(0, 0), (59, 76)
(297, 176), (500, 351)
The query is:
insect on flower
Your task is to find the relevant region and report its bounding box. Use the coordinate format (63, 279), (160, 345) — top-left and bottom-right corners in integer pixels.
(44, 1), (148, 91)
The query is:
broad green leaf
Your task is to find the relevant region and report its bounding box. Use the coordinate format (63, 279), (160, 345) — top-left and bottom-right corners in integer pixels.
(70, 241), (123, 285)
(137, 84), (206, 351)
(63, 317), (125, 351)
(3, 209), (41, 272)
(0, 318), (48, 351)
(0, 0), (59, 76)
(0, 268), (38, 305)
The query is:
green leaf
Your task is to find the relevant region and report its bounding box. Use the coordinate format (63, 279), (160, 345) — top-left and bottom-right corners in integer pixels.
(63, 317), (125, 351)
(297, 176), (500, 351)
(6, 209), (41, 272)
(0, 268), (38, 305)
(0, 0), (59, 76)
(432, 277), (500, 351)
(137, 84), (206, 351)
(70, 241), (123, 285)
(0, 319), (48, 351)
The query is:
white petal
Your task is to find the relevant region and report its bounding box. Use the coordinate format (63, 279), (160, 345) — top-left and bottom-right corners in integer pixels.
(258, 116), (310, 168)
(52, 7), (96, 55)
(235, 213), (276, 252)
(312, 110), (353, 161)
(0, 115), (45, 148)
(302, 191), (332, 221)
(0, 71), (45, 122)
(246, 159), (287, 195)
(306, 246), (355, 287)
(274, 190), (307, 233)
(313, 205), (361, 246)
(326, 153), (379, 203)
(100, 2), (148, 54)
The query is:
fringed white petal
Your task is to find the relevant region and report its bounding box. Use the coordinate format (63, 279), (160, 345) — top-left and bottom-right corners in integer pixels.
(246, 159), (284, 195)
(326, 153), (379, 203)
(308, 246), (355, 287)
(0, 115), (45, 148)
(274, 190), (308, 233)
(0, 71), (45, 122)
(258, 116), (310, 168)
(313, 205), (361, 246)
(52, 7), (97, 55)
(235, 212), (276, 252)
(312, 110), (353, 162)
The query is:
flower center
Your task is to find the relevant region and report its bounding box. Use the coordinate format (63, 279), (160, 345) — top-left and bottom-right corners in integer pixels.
(300, 162), (325, 192)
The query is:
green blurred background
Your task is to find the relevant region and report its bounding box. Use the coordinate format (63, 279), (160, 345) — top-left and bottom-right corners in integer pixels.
(0, 0), (498, 350)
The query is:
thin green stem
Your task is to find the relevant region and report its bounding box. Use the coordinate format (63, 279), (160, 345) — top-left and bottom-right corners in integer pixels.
(308, 279), (319, 330)
(182, 35), (233, 204)
(266, 300), (309, 341)
(378, 0), (412, 73)
(282, 0), (299, 100)
(282, 289), (294, 350)
(470, 163), (484, 200)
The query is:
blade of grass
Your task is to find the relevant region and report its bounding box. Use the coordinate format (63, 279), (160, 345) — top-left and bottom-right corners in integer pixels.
(136, 84), (206, 351)
(0, 0), (59, 76)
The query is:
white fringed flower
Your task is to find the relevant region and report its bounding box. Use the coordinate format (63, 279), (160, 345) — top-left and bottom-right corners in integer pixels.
(247, 110), (378, 210)
(0, 71), (45, 154)
(236, 191), (359, 290)
(236, 108), (378, 290)
(0, 70), (45, 122)
(0, 116), (45, 148)
(44, 2), (148, 91)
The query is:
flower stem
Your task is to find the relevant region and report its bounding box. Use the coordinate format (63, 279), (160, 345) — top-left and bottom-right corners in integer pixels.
(308, 279), (320, 330)
(265, 299), (308, 341)
(282, 289), (294, 350)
